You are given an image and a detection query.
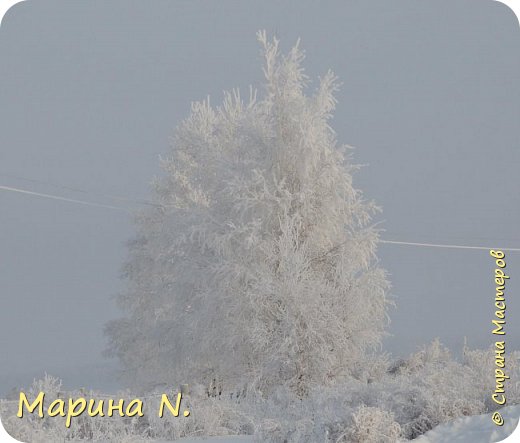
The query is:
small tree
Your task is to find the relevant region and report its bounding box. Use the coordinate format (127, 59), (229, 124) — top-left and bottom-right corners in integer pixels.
(105, 31), (391, 397)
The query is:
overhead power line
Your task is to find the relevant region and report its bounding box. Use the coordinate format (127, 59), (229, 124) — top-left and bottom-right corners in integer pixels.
(0, 185), (130, 212)
(379, 240), (520, 252)
(1, 182), (519, 252)
(0, 172), (159, 207)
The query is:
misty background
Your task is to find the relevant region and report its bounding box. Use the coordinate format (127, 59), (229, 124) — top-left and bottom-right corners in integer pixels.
(0, 0), (519, 395)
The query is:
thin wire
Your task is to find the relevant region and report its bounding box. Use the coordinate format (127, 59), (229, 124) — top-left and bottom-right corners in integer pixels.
(2, 183), (520, 252)
(0, 185), (130, 213)
(0, 172), (159, 207)
(380, 239), (520, 252)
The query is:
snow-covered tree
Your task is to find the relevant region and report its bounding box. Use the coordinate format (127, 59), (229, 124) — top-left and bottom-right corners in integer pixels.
(105, 31), (391, 397)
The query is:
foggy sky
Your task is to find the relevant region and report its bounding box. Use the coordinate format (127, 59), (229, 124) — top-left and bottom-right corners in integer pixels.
(1, 0), (519, 395)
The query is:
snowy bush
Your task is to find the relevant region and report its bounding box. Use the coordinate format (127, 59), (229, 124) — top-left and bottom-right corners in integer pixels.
(462, 344), (520, 410)
(1, 374), (69, 442)
(1, 381), (147, 442)
(343, 405), (402, 443)
(2, 352), (520, 443)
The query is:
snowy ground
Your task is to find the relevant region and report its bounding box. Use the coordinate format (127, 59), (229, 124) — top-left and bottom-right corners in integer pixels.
(410, 405), (520, 443)
(174, 437), (253, 443)
(0, 407), (517, 443)
(165, 405), (520, 443)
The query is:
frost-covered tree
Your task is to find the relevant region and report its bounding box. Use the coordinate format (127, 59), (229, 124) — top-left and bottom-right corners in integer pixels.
(105, 31), (391, 396)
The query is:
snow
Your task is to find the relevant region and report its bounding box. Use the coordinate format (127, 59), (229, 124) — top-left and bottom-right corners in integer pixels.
(159, 437), (253, 443)
(152, 406), (520, 443)
(410, 405), (520, 443)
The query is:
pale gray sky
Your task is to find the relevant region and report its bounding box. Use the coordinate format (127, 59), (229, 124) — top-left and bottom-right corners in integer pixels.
(1, 0), (519, 395)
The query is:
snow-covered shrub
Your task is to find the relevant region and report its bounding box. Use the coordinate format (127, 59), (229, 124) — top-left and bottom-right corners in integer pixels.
(343, 405), (402, 443)
(145, 389), (254, 441)
(1, 374), (69, 443)
(391, 339), (451, 376)
(382, 340), (520, 439)
(463, 345), (520, 410)
(398, 340), (485, 431)
(1, 376), (151, 442)
(3, 351), (519, 443)
(1, 375), (255, 442)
